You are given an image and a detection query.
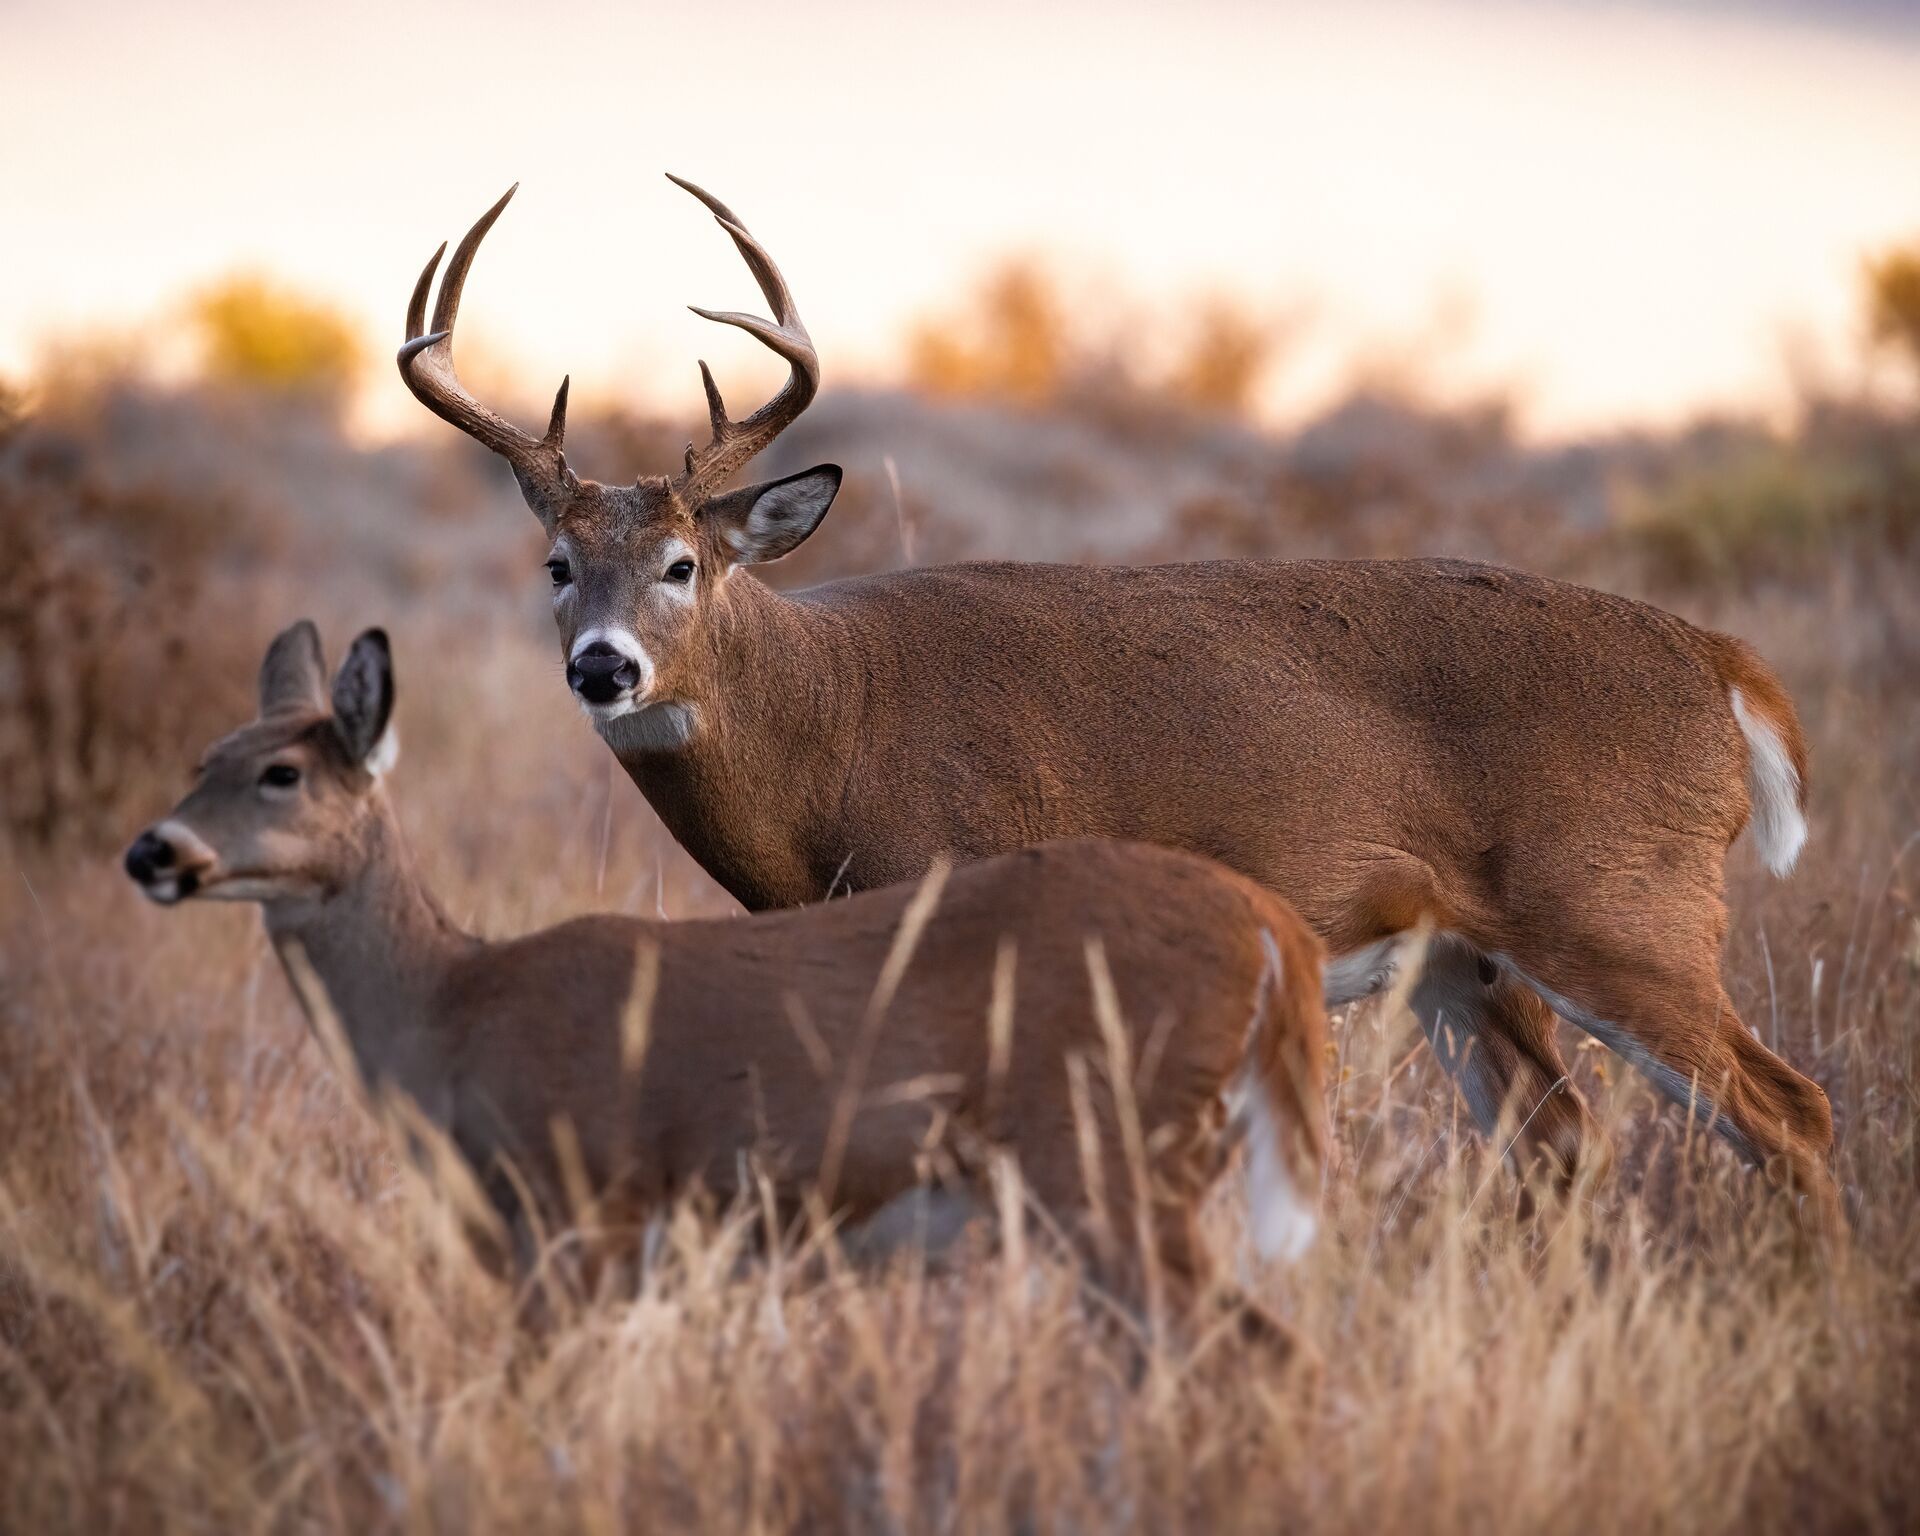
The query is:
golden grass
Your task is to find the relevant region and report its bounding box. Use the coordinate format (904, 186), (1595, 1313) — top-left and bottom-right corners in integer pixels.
(3, 356), (1918, 1530)
(2, 595), (1916, 1534)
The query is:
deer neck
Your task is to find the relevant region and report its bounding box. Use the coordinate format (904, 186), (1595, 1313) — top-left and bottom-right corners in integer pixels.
(603, 574), (861, 908)
(262, 796), (473, 1109)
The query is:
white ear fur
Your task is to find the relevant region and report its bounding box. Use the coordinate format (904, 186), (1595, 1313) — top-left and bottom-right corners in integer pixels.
(716, 467), (841, 565)
(724, 480), (810, 558)
(364, 723), (400, 779)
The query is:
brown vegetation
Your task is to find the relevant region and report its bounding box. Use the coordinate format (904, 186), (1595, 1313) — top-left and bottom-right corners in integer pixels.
(2, 310), (1918, 1529)
(188, 275), (365, 405)
(906, 258), (1284, 420)
(1865, 240), (1920, 380)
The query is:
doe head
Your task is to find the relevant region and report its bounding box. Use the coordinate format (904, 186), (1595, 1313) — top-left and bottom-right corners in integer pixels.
(124, 623), (399, 907)
(397, 177), (842, 737)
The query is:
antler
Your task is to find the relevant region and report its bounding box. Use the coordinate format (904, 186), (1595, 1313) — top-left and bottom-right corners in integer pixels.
(398, 185), (575, 518)
(669, 174), (820, 497)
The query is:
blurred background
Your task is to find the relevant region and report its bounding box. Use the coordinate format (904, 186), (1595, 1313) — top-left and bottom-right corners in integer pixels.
(5, 0), (1919, 875)
(4, 7), (1920, 1526)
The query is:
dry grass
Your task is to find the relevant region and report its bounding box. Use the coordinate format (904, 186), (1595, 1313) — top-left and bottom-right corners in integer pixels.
(1, 374), (1917, 1532)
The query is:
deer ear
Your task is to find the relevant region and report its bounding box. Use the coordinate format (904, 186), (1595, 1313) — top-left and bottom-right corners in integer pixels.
(704, 464), (841, 566)
(258, 620), (327, 717)
(331, 629), (397, 775)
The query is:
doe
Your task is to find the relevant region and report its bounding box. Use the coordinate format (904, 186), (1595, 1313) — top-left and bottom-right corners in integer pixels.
(124, 623), (1330, 1328)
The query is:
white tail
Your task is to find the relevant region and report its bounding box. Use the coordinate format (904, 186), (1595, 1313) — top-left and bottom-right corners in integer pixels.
(1730, 686), (1808, 877)
(1234, 927), (1328, 1263)
(1243, 1072), (1317, 1262)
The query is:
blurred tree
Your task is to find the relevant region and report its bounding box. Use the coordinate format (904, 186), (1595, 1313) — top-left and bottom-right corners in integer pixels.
(189, 274), (364, 403)
(908, 260), (1070, 404)
(0, 375), (23, 444)
(1167, 298), (1272, 416)
(907, 258), (1281, 422)
(1864, 243), (1920, 382)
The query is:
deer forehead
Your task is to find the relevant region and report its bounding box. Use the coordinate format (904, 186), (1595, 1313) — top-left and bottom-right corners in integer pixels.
(186, 718), (365, 804)
(198, 714), (332, 772)
(555, 485), (698, 551)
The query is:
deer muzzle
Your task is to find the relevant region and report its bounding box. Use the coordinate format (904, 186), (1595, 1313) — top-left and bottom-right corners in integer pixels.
(567, 634), (648, 710)
(124, 823), (215, 904)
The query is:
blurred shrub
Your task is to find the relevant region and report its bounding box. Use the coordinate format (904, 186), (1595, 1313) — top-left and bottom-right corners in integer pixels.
(188, 274), (364, 404)
(0, 375), (25, 442)
(1625, 446), (1849, 583)
(1864, 243), (1920, 383)
(906, 260), (1280, 421)
(1166, 299), (1274, 418)
(1619, 244), (1920, 587)
(0, 428), (265, 852)
(1623, 430), (1919, 585)
(0, 506), (252, 850)
(908, 261), (1072, 406)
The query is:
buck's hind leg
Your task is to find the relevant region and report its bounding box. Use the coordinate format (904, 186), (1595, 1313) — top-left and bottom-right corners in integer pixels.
(1492, 881), (1842, 1242)
(1409, 935), (1605, 1200)
(1714, 997), (1842, 1240)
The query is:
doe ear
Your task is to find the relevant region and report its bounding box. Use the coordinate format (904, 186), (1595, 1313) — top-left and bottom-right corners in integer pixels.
(704, 464), (842, 566)
(259, 620), (328, 717)
(331, 629), (397, 774)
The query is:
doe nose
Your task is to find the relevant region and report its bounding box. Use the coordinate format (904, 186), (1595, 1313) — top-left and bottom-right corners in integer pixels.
(124, 829), (175, 885)
(569, 641), (640, 705)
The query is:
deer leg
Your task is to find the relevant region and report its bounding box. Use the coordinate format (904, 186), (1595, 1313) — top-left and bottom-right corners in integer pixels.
(1499, 935), (1841, 1243)
(1409, 936), (1605, 1199)
(1714, 997), (1843, 1240)
(1145, 1157), (1313, 1365)
(1021, 1129), (1202, 1338)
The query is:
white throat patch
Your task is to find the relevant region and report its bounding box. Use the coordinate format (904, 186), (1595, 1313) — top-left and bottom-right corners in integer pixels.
(597, 702), (699, 755)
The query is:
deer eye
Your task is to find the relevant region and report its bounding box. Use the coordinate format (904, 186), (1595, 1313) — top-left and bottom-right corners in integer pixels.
(546, 558), (572, 589)
(664, 558), (696, 584)
(260, 764), (301, 790)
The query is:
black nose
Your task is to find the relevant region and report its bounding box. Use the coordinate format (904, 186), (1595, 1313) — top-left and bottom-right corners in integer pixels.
(124, 829), (175, 884)
(568, 641), (640, 705)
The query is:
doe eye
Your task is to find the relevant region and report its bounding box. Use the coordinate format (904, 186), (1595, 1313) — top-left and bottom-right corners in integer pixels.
(665, 558), (696, 584)
(547, 558), (572, 589)
(260, 764), (301, 789)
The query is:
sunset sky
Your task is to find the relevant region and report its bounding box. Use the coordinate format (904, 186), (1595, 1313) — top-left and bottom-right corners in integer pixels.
(4, 0), (1918, 437)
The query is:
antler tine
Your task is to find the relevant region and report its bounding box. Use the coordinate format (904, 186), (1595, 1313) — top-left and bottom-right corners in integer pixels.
(665, 173), (746, 233)
(430, 183), (514, 337)
(667, 174), (820, 494)
(397, 185), (574, 518)
(704, 213), (800, 328)
(406, 242), (445, 345)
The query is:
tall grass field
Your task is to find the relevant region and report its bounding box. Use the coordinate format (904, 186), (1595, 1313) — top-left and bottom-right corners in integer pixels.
(2, 366), (1916, 1531)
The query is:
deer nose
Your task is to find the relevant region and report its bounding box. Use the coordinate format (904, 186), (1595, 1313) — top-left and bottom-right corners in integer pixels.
(124, 829), (176, 885)
(568, 640), (641, 705)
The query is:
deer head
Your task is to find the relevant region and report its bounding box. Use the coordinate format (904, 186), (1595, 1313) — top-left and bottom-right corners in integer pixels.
(398, 178), (842, 737)
(124, 623), (399, 905)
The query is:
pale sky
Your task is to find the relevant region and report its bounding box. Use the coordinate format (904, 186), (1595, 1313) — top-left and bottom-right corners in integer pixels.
(4, 0), (1918, 436)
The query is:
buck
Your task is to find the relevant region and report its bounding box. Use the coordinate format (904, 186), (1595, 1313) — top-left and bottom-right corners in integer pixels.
(123, 622), (1330, 1319)
(398, 179), (1840, 1239)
